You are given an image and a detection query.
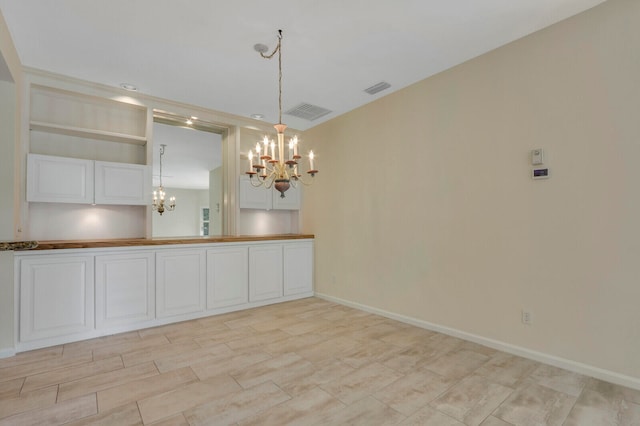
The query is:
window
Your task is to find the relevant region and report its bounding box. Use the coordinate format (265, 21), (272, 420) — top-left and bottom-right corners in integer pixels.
(201, 207), (210, 236)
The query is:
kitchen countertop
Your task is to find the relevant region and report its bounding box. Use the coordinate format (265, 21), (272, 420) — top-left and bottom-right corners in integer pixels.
(21, 234), (314, 250)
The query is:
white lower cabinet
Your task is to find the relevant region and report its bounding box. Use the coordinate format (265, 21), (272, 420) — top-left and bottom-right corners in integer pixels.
(249, 244), (283, 302)
(15, 239), (313, 351)
(156, 249), (206, 318)
(19, 255), (94, 342)
(284, 242), (314, 296)
(206, 246), (248, 309)
(95, 252), (155, 328)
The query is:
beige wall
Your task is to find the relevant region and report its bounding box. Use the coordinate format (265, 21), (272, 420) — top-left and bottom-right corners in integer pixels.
(303, 0), (640, 382)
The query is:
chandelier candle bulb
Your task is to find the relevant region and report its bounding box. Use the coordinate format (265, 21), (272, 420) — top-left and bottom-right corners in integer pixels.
(263, 137), (270, 159)
(309, 151), (315, 171)
(293, 136), (299, 158)
(248, 150), (254, 170)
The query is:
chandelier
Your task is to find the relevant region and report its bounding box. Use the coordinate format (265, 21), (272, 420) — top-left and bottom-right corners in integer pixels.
(246, 30), (318, 198)
(152, 144), (176, 215)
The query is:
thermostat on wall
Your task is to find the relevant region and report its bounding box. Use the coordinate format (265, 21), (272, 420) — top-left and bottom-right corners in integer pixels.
(532, 168), (549, 180)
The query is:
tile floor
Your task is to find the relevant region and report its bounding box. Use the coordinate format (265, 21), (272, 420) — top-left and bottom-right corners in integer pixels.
(1, 297), (639, 425)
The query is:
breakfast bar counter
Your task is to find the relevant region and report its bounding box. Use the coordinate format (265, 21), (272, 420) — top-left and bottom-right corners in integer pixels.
(20, 234), (314, 250)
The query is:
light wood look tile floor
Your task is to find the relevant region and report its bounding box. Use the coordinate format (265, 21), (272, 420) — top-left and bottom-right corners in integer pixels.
(1, 297), (639, 425)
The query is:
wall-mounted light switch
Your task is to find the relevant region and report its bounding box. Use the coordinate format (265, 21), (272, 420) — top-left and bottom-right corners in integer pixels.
(531, 149), (544, 165)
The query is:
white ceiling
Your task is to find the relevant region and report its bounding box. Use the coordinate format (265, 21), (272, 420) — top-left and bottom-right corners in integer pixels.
(0, 0), (606, 131)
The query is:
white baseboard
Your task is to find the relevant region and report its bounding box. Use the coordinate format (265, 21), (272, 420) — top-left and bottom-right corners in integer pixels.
(315, 292), (640, 391)
(0, 348), (16, 359)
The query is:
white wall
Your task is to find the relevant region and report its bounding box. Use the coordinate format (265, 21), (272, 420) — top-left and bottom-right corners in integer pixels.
(239, 209), (299, 236)
(303, 0), (640, 384)
(0, 80), (15, 240)
(152, 187), (208, 237)
(0, 7), (21, 354)
(0, 80), (15, 355)
(28, 204), (146, 240)
(209, 167), (223, 236)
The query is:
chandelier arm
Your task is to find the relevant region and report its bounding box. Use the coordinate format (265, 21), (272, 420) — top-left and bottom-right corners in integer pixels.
(248, 176), (266, 188)
(291, 173), (316, 186)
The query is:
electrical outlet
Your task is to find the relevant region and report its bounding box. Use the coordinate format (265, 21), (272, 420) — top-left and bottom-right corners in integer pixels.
(522, 310), (533, 325)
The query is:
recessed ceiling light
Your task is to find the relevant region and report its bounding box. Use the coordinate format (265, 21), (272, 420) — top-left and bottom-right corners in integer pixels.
(186, 119), (193, 125)
(251, 114), (265, 120)
(190, 116), (198, 120)
(119, 83), (137, 91)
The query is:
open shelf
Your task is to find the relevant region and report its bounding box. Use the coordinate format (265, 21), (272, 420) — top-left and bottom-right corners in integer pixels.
(30, 121), (147, 145)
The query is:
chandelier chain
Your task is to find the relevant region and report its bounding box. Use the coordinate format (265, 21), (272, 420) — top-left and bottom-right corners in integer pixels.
(260, 29), (283, 124)
(158, 144), (166, 187)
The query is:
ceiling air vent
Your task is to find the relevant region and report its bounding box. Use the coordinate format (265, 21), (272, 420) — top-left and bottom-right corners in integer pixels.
(364, 81), (391, 95)
(285, 103), (332, 121)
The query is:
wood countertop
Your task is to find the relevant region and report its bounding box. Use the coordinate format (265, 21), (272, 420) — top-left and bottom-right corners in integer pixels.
(13, 234), (314, 251)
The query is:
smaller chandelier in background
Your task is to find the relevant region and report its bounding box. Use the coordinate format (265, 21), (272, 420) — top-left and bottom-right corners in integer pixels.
(245, 30), (318, 198)
(153, 144), (176, 215)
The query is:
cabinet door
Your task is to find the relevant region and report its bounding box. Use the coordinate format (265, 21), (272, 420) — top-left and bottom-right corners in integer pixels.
(19, 255), (94, 342)
(207, 246), (248, 309)
(27, 154), (94, 204)
(156, 249), (206, 318)
(94, 161), (151, 205)
(284, 242), (314, 296)
(272, 184), (300, 210)
(249, 244), (283, 302)
(239, 176), (272, 210)
(95, 252), (155, 328)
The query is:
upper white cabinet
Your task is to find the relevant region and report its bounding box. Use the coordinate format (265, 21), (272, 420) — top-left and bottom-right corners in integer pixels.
(239, 175), (301, 210)
(284, 241), (314, 296)
(156, 249), (206, 318)
(206, 246), (248, 309)
(272, 184), (300, 210)
(27, 154), (150, 206)
(94, 161), (150, 205)
(19, 255), (95, 342)
(26, 154), (94, 204)
(95, 252), (155, 329)
(239, 175), (272, 209)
